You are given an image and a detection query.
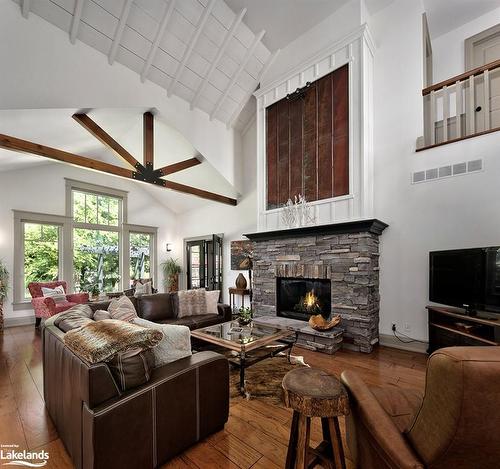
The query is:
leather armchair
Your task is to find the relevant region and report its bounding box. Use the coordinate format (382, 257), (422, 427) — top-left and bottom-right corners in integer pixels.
(341, 346), (500, 469)
(28, 281), (89, 327)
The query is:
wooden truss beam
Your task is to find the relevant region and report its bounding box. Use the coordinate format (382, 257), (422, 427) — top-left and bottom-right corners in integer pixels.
(157, 157), (201, 176)
(72, 113), (143, 171)
(143, 112), (154, 167)
(165, 180), (237, 206)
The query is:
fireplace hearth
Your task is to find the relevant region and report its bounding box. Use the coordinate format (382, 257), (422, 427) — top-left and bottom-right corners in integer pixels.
(277, 278), (331, 321)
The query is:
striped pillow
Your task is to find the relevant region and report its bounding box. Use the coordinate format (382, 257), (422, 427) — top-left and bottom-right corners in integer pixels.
(42, 285), (66, 304)
(108, 295), (138, 322)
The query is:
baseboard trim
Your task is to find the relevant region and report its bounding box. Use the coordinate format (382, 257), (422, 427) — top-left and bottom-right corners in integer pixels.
(379, 333), (428, 354)
(4, 315), (35, 328)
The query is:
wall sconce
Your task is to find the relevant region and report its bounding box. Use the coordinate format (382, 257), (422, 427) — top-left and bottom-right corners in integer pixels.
(166, 243), (173, 252)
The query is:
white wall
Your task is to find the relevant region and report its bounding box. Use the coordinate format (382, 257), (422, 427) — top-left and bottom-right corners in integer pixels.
(0, 0), (241, 188)
(432, 6), (500, 83)
(176, 122), (258, 306)
(0, 163), (179, 323)
(371, 0), (500, 341)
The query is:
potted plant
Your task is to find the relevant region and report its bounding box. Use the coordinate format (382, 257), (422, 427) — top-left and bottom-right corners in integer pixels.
(161, 258), (182, 292)
(89, 284), (100, 301)
(0, 261), (9, 331)
(238, 306), (253, 326)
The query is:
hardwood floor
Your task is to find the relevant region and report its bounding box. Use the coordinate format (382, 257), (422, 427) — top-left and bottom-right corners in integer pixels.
(0, 325), (427, 468)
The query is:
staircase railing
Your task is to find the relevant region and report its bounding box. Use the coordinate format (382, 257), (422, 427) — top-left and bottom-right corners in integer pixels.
(418, 58), (500, 151)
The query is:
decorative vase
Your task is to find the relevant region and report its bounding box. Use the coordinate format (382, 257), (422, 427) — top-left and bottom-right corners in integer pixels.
(238, 316), (252, 326)
(235, 273), (247, 289)
(168, 274), (179, 292)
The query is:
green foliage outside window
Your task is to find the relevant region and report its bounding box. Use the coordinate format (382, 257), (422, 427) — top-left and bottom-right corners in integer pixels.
(130, 233), (151, 286)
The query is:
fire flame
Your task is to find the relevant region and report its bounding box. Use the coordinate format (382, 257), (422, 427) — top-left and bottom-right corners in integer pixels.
(305, 290), (318, 308)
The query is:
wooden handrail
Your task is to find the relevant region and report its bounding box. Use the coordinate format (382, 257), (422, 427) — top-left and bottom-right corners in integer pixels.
(422, 58), (500, 96)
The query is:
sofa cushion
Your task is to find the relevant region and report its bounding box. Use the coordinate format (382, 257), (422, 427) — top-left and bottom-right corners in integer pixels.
(133, 317), (192, 366)
(107, 347), (155, 391)
(190, 314), (225, 329)
(137, 293), (175, 322)
(93, 309), (112, 321)
(108, 295), (138, 322)
(42, 285), (66, 304)
(53, 304), (94, 332)
(205, 290), (220, 315)
(176, 289), (207, 318)
(64, 319), (163, 364)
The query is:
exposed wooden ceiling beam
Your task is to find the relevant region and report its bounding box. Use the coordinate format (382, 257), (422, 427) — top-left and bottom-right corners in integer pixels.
(167, 0), (217, 97)
(0, 134), (236, 206)
(70, 0), (85, 44)
(228, 49), (280, 129)
(21, 0), (30, 19)
(72, 113), (143, 171)
(108, 0), (134, 65)
(164, 180), (237, 206)
(190, 8), (246, 111)
(0, 133), (134, 179)
(143, 112), (154, 167)
(141, 0), (177, 83)
(210, 30), (265, 121)
(157, 157), (201, 176)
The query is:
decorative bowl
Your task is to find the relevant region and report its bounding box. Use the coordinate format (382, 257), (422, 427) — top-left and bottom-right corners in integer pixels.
(238, 317), (252, 326)
(308, 314), (341, 331)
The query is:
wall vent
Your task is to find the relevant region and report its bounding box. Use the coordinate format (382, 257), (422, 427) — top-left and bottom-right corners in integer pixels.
(412, 158), (483, 184)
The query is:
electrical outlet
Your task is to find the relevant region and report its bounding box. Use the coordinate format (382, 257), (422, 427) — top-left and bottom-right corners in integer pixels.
(404, 323), (411, 332)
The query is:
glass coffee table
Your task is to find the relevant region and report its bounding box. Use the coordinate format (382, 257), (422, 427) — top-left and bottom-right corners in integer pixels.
(191, 321), (296, 394)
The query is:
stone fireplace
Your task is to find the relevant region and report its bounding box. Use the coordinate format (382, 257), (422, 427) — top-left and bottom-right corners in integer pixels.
(245, 219), (388, 353)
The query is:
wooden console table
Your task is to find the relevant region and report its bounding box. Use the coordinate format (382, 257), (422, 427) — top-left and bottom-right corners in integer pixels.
(427, 305), (500, 353)
(229, 287), (252, 310)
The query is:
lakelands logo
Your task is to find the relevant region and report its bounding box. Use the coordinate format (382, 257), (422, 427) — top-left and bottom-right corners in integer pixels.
(0, 445), (49, 467)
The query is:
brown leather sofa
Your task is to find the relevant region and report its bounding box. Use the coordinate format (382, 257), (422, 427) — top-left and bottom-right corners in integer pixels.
(89, 292), (232, 329)
(43, 321), (230, 469)
(340, 346), (500, 469)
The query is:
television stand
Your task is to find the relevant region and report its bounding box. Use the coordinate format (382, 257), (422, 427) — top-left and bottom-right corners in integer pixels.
(427, 305), (500, 353)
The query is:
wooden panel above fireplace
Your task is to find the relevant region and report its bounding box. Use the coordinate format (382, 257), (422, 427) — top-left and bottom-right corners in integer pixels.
(265, 65), (349, 209)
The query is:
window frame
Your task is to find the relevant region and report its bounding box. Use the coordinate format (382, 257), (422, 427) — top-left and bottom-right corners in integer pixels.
(13, 210), (72, 308)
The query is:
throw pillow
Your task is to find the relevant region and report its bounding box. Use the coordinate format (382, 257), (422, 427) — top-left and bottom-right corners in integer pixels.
(177, 289), (207, 318)
(205, 290), (220, 315)
(108, 295), (138, 322)
(42, 285), (66, 304)
(134, 317), (192, 366)
(53, 304), (94, 332)
(93, 309), (112, 321)
(134, 281), (152, 297)
(107, 347), (155, 391)
(64, 319), (163, 364)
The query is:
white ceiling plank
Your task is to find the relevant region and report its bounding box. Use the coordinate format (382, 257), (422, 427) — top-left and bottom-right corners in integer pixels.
(210, 29), (265, 121)
(140, 0), (177, 83)
(167, 0), (217, 97)
(227, 48), (280, 128)
(108, 0), (134, 65)
(21, 0), (30, 19)
(190, 7), (246, 111)
(69, 0), (85, 44)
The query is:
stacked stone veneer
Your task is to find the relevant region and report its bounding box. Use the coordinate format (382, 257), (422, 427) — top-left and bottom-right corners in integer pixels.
(251, 231), (382, 353)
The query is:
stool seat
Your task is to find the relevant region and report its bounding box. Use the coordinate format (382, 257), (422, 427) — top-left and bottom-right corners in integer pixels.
(282, 367), (350, 469)
(282, 368), (349, 417)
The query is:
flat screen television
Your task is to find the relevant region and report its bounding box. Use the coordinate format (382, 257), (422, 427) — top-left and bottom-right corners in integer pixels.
(429, 247), (500, 315)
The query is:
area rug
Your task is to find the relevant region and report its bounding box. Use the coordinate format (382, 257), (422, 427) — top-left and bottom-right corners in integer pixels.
(229, 353), (309, 405)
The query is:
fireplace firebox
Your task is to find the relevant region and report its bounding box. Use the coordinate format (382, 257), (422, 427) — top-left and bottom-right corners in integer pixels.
(277, 278), (331, 321)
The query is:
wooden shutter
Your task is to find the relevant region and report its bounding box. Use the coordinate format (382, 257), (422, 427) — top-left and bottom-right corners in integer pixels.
(266, 64), (349, 210)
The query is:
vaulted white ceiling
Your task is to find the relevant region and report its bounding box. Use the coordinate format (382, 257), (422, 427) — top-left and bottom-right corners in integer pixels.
(12, 0), (278, 130)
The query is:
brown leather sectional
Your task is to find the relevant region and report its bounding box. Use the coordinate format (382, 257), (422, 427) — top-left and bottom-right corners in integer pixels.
(88, 292), (233, 329)
(43, 296), (231, 469)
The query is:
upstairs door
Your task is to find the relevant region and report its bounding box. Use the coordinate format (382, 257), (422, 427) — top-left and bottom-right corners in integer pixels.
(465, 25), (500, 131)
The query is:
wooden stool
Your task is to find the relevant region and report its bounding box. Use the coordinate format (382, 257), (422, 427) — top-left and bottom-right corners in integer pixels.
(282, 368), (349, 469)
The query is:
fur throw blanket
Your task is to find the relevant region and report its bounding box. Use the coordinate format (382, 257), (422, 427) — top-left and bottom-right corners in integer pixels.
(64, 319), (163, 364)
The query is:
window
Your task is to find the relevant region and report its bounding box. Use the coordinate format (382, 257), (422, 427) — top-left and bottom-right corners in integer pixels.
(22, 222), (60, 299)
(13, 180), (158, 307)
(129, 232), (153, 286)
(71, 187), (123, 294)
